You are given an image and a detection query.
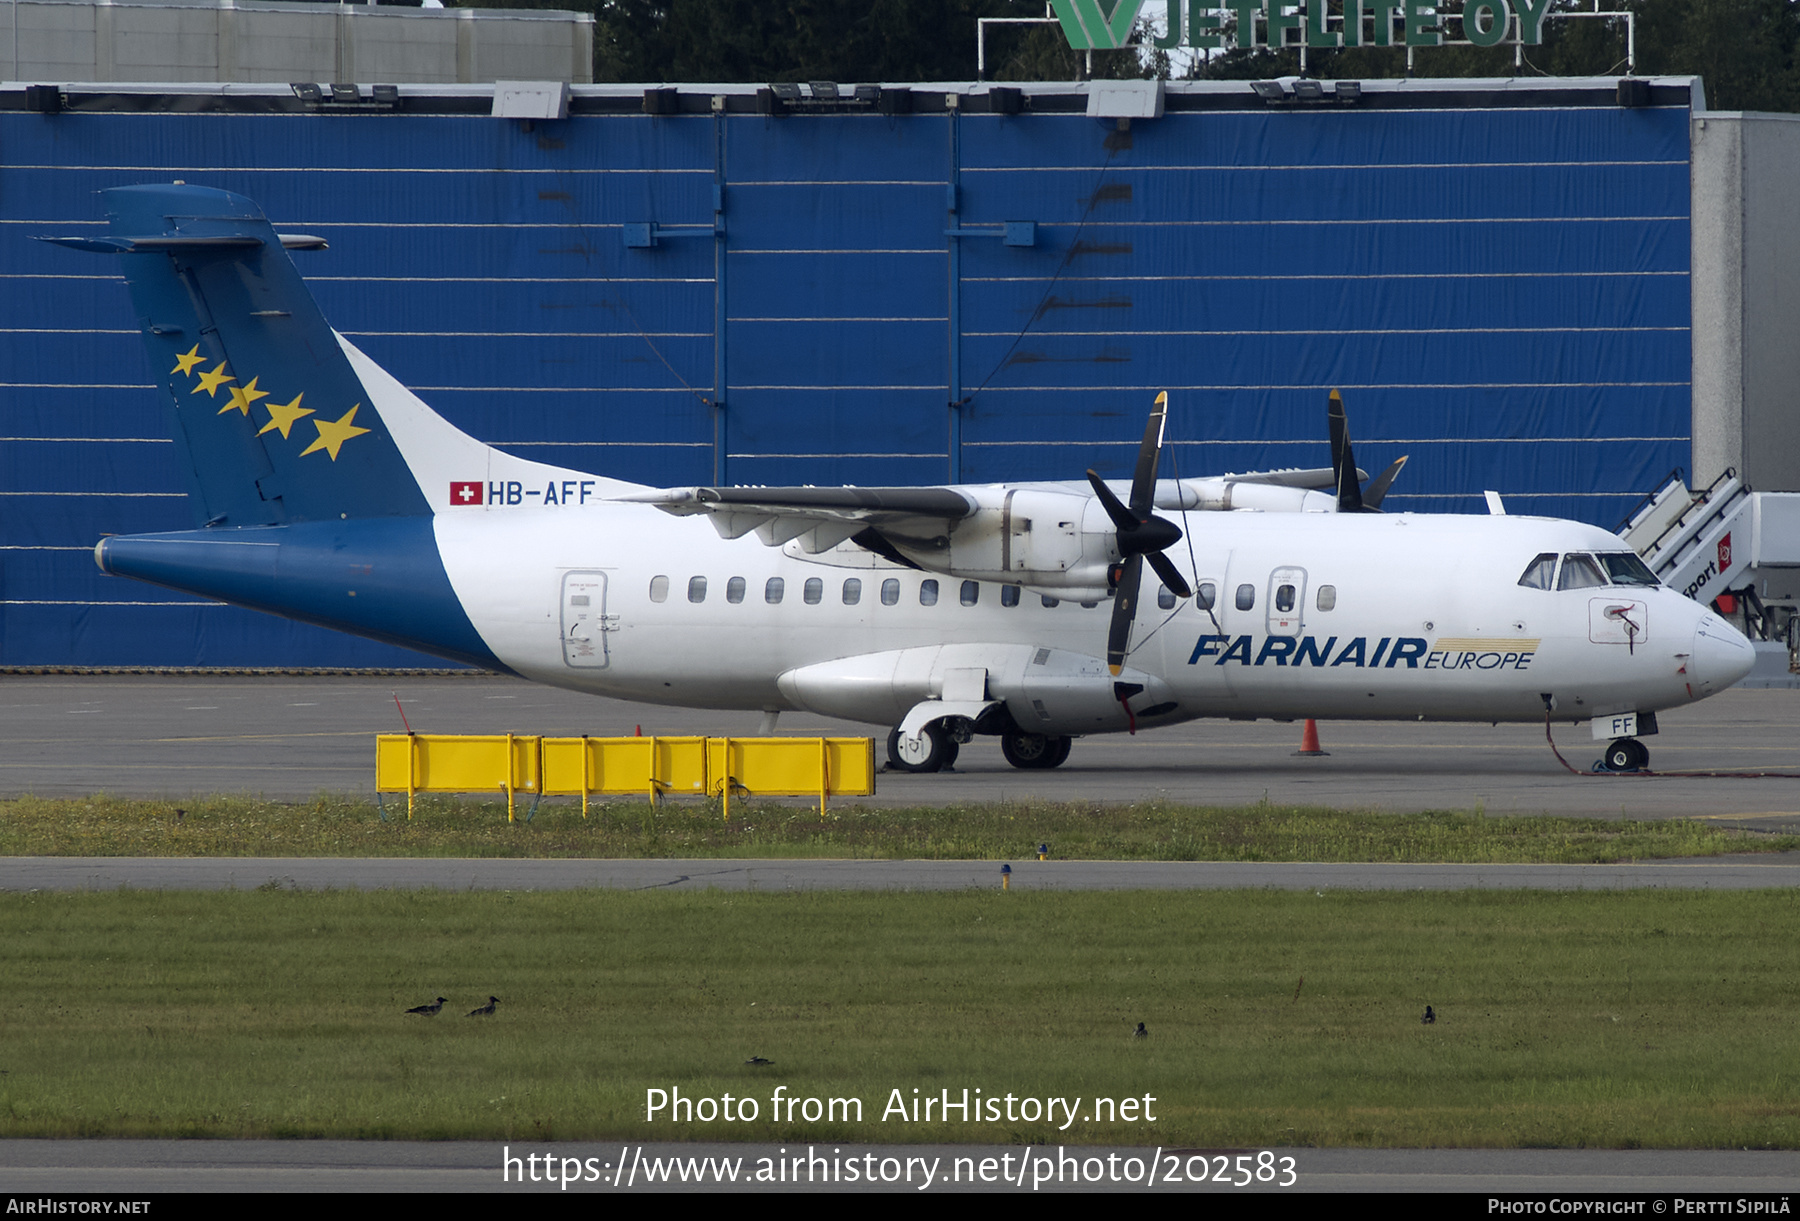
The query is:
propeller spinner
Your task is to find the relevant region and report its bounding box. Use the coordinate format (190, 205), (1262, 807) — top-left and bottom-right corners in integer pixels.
(1087, 391), (1194, 678)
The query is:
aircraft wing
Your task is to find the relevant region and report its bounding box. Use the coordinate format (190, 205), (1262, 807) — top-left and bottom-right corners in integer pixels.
(623, 468), (1356, 577)
(616, 485), (977, 555)
(1212, 466), (1357, 491)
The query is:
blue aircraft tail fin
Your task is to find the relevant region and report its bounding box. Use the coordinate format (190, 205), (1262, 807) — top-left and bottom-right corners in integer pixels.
(44, 184), (446, 526)
(49, 183), (629, 528)
(53, 184), (642, 670)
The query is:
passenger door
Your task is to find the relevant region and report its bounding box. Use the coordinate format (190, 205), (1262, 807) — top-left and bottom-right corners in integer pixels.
(560, 570), (613, 669)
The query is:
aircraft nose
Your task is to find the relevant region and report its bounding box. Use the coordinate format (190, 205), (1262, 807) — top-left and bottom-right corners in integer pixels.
(1690, 613), (1756, 697)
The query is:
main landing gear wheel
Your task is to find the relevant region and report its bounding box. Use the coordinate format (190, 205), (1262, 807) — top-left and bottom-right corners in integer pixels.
(1000, 731), (1072, 770)
(1600, 737), (1650, 772)
(887, 723), (959, 774)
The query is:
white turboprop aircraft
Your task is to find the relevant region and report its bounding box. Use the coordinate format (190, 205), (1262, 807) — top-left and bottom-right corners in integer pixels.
(52, 185), (1756, 774)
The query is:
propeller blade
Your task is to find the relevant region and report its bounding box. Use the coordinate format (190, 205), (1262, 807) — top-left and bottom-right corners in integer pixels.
(1364, 455), (1409, 510)
(1106, 554), (1143, 676)
(1089, 469), (1184, 556)
(1129, 390), (1169, 516)
(1100, 391), (1190, 675)
(1087, 469), (1138, 535)
(1146, 550), (1193, 601)
(1328, 388), (1364, 513)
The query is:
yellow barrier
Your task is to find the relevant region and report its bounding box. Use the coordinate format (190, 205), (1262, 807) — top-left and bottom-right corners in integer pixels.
(540, 736), (708, 811)
(375, 733), (540, 821)
(707, 736), (877, 819)
(376, 733), (874, 819)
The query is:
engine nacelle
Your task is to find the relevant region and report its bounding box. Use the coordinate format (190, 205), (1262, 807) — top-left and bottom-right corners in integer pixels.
(1175, 478), (1335, 514)
(891, 486), (1117, 595)
(884, 479), (1330, 595)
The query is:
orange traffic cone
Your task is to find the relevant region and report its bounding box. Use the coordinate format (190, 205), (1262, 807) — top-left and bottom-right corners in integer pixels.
(1292, 719), (1329, 757)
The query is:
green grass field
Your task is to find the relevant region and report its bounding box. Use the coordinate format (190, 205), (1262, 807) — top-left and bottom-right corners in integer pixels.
(3, 887), (1798, 1147)
(1, 793), (1794, 862)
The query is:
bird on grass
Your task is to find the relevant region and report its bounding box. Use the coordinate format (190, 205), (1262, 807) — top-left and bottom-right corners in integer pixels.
(467, 997), (499, 1017)
(744, 1056), (773, 1066)
(406, 997), (448, 1016)
(1134, 1022), (1147, 1039)
(1422, 1005), (1436, 1025)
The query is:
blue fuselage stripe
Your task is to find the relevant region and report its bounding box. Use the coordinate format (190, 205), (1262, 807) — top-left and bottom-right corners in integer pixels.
(98, 517), (507, 673)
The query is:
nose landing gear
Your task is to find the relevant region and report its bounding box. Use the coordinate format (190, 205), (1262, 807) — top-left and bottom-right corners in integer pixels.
(1597, 737), (1650, 772)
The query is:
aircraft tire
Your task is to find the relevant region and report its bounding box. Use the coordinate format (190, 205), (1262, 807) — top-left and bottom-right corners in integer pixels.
(888, 723), (953, 773)
(1603, 737), (1648, 771)
(1001, 731), (1071, 770)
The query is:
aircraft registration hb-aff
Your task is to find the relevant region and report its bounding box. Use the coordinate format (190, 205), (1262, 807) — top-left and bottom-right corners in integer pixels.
(48, 185), (1756, 774)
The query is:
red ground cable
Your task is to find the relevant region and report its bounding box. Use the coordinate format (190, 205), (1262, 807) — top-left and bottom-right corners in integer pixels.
(1544, 712), (1800, 779)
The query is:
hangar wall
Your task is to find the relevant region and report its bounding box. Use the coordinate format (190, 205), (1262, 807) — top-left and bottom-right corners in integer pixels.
(1690, 111), (1800, 496)
(0, 77), (1699, 667)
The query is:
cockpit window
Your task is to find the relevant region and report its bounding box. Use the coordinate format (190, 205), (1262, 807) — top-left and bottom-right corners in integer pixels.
(1518, 553), (1557, 591)
(1597, 552), (1659, 587)
(1556, 553), (1607, 591)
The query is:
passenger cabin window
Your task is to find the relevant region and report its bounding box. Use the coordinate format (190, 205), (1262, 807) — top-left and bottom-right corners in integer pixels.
(1557, 553), (1607, 591)
(764, 577), (784, 604)
(1157, 584), (1176, 611)
(1275, 583), (1296, 613)
(1316, 584), (1336, 611)
(1235, 584), (1256, 611)
(1001, 585), (1021, 608)
(649, 575), (669, 603)
(843, 578), (861, 605)
(1196, 583), (1216, 610)
(1518, 553), (1557, 591)
(881, 578), (900, 606)
(961, 581), (979, 606)
(687, 576), (707, 603)
(804, 577), (823, 604)
(920, 579), (939, 606)
(726, 576), (746, 604)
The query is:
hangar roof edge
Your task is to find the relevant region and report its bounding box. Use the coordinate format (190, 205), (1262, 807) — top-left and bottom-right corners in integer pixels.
(1, 75), (1703, 116)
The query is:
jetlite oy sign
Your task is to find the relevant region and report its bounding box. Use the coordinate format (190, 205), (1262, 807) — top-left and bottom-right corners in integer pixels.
(1050, 0), (1552, 50)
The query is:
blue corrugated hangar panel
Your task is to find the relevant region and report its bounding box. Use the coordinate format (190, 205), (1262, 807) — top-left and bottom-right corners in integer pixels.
(719, 114), (950, 487)
(4, 106), (721, 666)
(0, 82), (1694, 667)
(954, 102), (1691, 526)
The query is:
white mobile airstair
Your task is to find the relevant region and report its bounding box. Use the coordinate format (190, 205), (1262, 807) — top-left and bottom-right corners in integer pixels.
(1619, 468), (1800, 683)
(1620, 468), (1753, 604)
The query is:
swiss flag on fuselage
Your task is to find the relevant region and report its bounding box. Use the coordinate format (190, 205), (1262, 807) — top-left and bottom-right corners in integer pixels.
(450, 481), (483, 505)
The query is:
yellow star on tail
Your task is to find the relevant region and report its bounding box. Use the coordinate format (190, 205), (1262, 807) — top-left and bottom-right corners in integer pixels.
(257, 393), (313, 439)
(170, 345), (205, 377)
(192, 362), (235, 398)
(300, 404), (371, 461)
(220, 375), (271, 417)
